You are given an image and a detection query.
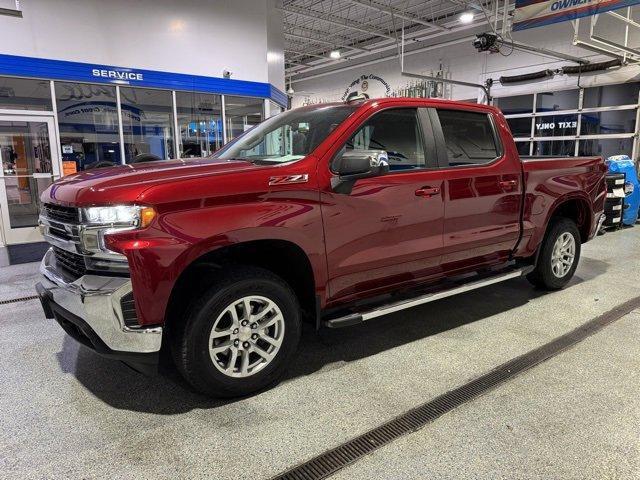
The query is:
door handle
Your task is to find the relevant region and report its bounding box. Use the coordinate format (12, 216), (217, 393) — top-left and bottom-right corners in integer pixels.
(415, 186), (440, 197)
(499, 179), (518, 190)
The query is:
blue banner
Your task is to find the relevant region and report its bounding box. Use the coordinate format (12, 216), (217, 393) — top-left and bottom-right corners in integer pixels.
(513, 0), (640, 31)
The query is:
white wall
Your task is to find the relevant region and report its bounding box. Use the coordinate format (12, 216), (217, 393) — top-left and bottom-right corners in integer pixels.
(1, 0), (284, 86)
(290, 21), (640, 106)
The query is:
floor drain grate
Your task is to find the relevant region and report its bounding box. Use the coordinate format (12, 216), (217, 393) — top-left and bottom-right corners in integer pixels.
(0, 295), (39, 305)
(271, 295), (640, 480)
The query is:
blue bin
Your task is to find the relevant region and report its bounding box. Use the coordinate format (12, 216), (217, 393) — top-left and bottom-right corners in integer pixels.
(606, 155), (640, 225)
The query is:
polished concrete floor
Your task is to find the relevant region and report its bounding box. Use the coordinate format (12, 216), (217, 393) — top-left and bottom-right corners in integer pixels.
(1, 227), (639, 479)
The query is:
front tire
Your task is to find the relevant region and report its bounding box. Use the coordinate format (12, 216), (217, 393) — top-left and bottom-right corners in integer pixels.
(172, 266), (301, 398)
(527, 217), (581, 290)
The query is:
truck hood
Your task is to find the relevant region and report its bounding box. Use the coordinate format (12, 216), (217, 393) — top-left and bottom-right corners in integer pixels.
(44, 158), (259, 206)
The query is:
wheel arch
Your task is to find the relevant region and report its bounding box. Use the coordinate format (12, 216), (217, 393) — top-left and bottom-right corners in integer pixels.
(547, 194), (593, 243)
(164, 239), (319, 337)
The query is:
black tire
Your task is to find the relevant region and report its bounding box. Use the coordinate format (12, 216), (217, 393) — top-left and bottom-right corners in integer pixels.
(527, 217), (581, 290)
(171, 266), (301, 398)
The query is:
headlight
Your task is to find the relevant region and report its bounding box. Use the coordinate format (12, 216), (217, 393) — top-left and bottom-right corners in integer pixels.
(80, 205), (156, 256)
(83, 205), (156, 228)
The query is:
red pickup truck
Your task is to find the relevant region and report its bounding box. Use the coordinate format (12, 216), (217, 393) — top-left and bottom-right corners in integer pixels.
(36, 97), (606, 397)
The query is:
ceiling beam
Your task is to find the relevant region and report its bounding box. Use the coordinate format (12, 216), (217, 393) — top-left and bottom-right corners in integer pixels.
(285, 49), (339, 61)
(284, 32), (371, 53)
(0, 6), (22, 17)
(278, 5), (396, 41)
(285, 3), (516, 78)
(342, 0), (449, 32)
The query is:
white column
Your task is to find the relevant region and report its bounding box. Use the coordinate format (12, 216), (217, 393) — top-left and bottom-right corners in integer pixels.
(172, 90), (180, 159)
(116, 86), (126, 164)
(49, 81), (63, 177)
(221, 95), (228, 144)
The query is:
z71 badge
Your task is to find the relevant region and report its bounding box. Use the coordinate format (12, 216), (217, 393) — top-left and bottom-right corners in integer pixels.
(268, 174), (309, 186)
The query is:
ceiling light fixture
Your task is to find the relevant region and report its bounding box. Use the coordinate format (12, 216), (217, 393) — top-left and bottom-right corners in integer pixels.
(329, 50), (341, 59)
(459, 12), (474, 24)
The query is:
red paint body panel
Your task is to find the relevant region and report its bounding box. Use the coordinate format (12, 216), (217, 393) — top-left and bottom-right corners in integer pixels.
(518, 156), (607, 256)
(41, 98), (606, 326)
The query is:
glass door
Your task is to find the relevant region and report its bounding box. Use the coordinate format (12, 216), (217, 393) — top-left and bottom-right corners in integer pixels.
(0, 115), (61, 244)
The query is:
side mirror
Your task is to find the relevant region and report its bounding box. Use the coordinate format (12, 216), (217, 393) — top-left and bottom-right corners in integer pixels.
(333, 149), (390, 181)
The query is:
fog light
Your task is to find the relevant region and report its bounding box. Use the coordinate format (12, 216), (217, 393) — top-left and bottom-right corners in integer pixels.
(80, 229), (100, 251)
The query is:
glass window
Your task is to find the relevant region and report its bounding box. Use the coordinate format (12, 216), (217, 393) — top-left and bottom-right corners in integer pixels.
(584, 82), (640, 108)
(506, 117), (532, 137)
(534, 114), (579, 137)
(437, 110), (499, 166)
(267, 101), (283, 118)
(536, 90), (579, 112)
(346, 108), (425, 171)
(224, 96), (264, 141)
(515, 141), (531, 156)
(55, 82), (121, 171)
(0, 120), (53, 227)
(578, 138), (634, 159)
(176, 92), (222, 158)
(494, 95), (534, 115)
(580, 109), (636, 135)
(532, 140), (576, 157)
(215, 105), (357, 164)
(120, 87), (175, 162)
(0, 77), (52, 111)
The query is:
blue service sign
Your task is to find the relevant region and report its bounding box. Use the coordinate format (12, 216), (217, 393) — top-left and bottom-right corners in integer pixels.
(0, 53), (287, 107)
(92, 68), (144, 82)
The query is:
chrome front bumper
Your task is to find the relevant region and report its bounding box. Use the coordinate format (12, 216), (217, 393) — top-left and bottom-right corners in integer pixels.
(38, 248), (162, 354)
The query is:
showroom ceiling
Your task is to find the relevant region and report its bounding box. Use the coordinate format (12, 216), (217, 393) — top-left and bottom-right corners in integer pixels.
(282, 0), (504, 79)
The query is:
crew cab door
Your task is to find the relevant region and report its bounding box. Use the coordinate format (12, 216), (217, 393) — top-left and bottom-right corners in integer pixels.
(319, 106), (445, 303)
(429, 107), (522, 270)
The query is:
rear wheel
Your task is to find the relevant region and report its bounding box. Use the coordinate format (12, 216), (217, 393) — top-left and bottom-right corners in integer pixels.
(527, 217), (581, 290)
(172, 266), (301, 398)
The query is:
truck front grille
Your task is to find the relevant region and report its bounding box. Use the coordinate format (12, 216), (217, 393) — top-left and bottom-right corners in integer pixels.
(44, 204), (79, 224)
(52, 246), (87, 280)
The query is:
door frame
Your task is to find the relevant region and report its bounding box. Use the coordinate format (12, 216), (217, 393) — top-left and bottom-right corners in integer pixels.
(0, 111), (61, 245)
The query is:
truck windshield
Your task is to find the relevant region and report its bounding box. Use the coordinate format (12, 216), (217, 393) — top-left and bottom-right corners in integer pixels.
(213, 105), (358, 164)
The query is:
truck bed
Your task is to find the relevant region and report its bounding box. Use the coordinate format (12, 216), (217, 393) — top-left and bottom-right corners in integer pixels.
(518, 155), (606, 257)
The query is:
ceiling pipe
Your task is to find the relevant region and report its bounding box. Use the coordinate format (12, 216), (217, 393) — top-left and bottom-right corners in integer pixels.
(572, 39), (627, 61)
(571, 15), (640, 64)
(342, 0), (449, 32)
(0, 7), (21, 17)
(508, 40), (589, 64)
(591, 34), (640, 59)
(285, 49), (340, 61)
(278, 5), (396, 41)
(286, 2), (515, 76)
(283, 3), (487, 71)
(289, 36), (475, 84)
(284, 32), (372, 54)
(606, 10), (640, 29)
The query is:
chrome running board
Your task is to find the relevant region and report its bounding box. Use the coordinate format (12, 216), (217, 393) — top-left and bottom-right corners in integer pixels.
(323, 266), (533, 328)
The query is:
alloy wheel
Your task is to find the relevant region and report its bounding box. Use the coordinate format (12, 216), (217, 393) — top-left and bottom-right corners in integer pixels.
(208, 295), (285, 378)
(551, 232), (576, 278)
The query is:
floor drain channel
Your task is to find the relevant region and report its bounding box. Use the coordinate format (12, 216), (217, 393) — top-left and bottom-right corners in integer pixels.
(271, 295), (640, 480)
(0, 295), (39, 305)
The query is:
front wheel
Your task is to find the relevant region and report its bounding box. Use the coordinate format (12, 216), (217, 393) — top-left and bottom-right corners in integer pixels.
(527, 217), (581, 290)
(172, 266), (301, 398)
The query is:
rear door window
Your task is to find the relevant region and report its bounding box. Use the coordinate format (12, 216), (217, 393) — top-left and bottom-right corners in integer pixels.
(436, 110), (500, 166)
